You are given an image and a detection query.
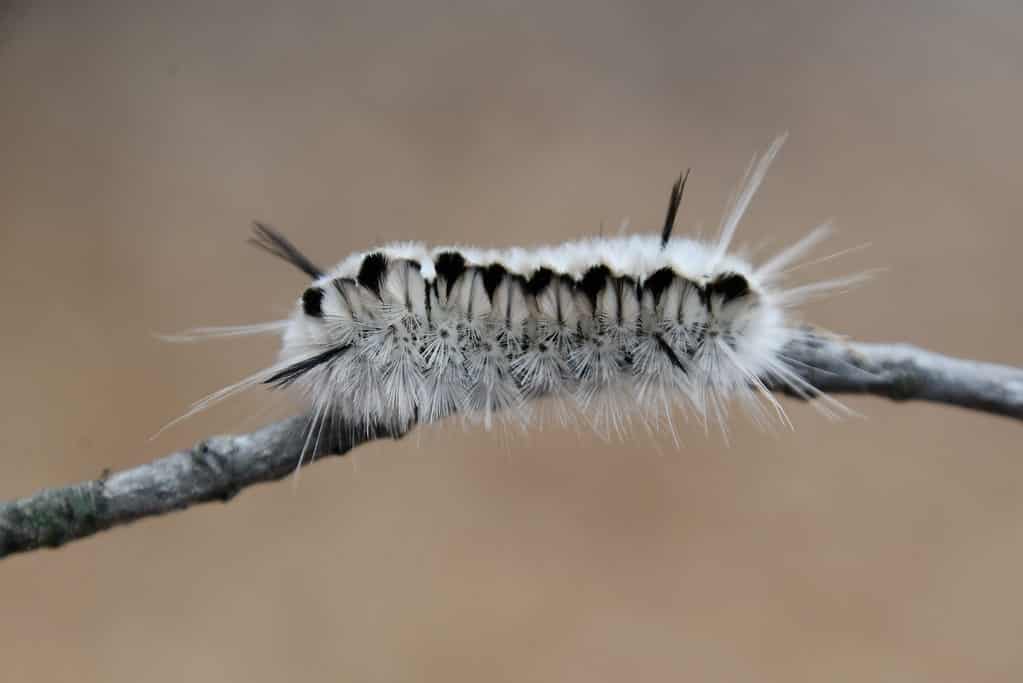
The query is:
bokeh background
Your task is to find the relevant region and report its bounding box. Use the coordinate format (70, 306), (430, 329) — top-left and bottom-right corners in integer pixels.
(2, 1), (1022, 680)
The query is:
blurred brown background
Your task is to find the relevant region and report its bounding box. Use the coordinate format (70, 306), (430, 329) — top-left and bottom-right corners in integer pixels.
(2, 1), (1022, 680)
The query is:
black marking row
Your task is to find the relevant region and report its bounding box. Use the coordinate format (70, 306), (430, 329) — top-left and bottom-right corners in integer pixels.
(303, 251), (751, 320)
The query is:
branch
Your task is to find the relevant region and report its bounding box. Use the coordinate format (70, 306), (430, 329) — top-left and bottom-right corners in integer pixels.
(2, 332), (1021, 560)
(777, 332), (1023, 419)
(0, 418), (404, 560)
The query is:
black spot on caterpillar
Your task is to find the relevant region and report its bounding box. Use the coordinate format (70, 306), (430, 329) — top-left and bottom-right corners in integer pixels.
(482, 263), (508, 300)
(433, 251), (467, 299)
(302, 287), (324, 318)
(526, 267), (554, 296)
(708, 272), (750, 304)
(579, 264), (612, 308)
(356, 252), (388, 297)
(643, 267), (676, 302)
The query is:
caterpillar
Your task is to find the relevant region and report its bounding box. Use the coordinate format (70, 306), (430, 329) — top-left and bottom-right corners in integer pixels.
(172, 135), (860, 446)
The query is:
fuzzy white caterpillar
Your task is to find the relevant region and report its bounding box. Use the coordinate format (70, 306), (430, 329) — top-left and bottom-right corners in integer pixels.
(172, 136), (860, 446)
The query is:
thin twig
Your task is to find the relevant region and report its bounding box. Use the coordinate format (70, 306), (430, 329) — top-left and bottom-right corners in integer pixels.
(775, 331), (1023, 419)
(2, 331), (1020, 560)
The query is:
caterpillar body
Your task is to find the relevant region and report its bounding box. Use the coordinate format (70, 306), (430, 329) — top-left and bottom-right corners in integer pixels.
(177, 136), (856, 444)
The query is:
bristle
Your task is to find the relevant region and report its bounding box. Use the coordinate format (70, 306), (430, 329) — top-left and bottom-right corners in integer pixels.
(712, 133), (787, 268)
(249, 222), (324, 279)
(660, 168), (689, 248)
(157, 320), (289, 342)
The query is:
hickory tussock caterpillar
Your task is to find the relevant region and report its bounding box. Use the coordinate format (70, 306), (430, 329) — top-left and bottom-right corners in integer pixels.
(171, 135), (861, 447)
